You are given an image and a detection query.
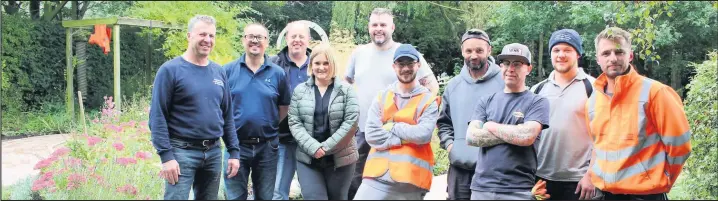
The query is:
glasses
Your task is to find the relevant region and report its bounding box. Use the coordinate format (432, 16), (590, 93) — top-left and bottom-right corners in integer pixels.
(244, 34), (267, 41)
(500, 61), (527, 67)
(394, 61), (418, 68)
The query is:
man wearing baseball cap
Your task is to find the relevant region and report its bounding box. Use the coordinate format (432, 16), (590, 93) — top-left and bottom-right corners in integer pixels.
(466, 43), (551, 200)
(530, 29), (598, 200)
(354, 44), (440, 200)
(437, 28), (505, 200)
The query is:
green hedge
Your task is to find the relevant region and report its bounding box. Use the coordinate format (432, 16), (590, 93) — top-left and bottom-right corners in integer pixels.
(2, 13), (170, 135)
(674, 50), (718, 199)
(2, 14), (169, 112)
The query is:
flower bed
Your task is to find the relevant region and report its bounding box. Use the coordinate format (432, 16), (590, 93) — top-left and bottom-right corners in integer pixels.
(30, 96), (164, 200)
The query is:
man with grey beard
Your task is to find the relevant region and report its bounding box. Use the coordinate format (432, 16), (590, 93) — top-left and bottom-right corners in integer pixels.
(436, 29), (504, 200)
(343, 7), (440, 199)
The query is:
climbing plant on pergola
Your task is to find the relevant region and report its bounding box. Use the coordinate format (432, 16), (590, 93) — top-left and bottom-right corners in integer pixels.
(61, 17), (180, 118)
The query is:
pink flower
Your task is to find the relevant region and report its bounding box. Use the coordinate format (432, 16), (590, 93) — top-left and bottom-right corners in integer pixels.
(87, 136), (102, 146)
(51, 147), (71, 157)
(34, 156), (58, 170)
(135, 151), (152, 160)
(116, 157), (137, 166)
(100, 157), (107, 163)
(112, 142), (125, 151)
(117, 184), (138, 195)
(66, 182), (77, 190)
(66, 157), (82, 167)
(68, 173), (87, 183)
(31, 171), (56, 191)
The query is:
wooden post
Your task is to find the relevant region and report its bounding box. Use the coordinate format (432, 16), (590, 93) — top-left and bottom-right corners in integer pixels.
(78, 91), (88, 135)
(538, 31), (545, 78)
(66, 28), (75, 119)
(113, 24), (121, 112)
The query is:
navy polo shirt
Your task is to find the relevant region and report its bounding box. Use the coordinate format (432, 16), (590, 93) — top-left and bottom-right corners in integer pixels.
(286, 54), (310, 92)
(224, 54), (291, 139)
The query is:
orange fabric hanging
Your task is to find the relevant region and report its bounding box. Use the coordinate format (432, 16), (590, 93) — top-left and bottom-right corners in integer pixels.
(88, 24), (112, 55)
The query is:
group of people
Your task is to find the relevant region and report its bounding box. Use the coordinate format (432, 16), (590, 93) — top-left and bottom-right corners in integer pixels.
(149, 7), (692, 201)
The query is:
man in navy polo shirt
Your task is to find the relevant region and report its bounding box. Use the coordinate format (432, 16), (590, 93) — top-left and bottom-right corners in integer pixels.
(223, 23), (292, 200)
(269, 21), (312, 200)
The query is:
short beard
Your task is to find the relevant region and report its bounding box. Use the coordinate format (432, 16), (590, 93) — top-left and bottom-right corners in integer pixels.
(397, 71), (416, 84)
(372, 35), (391, 46)
(606, 65), (631, 79)
(466, 59), (488, 71)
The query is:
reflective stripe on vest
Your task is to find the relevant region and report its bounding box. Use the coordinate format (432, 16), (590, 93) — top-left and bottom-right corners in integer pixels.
(363, 90), (436, 190)
(587, 78), (691, 190)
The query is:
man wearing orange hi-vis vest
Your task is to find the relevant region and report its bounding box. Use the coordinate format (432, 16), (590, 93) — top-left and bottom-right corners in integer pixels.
(585, 27), (692, 200)
(353, 44), (440, 200)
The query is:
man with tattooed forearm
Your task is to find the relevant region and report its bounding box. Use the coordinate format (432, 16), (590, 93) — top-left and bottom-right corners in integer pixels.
(465, 43), (550, 200)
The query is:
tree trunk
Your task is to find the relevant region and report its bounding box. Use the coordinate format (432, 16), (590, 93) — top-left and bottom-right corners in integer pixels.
(438, 3), (458, 40)
(42, 1), (69, 21)
(538, 31), (545, 78)
(30, 0), (41, 20)
(353, 2), (360, 43)
(670, 53), (682, 92)
(3, 0), (21, 15)
(72, 1), (78, 20)
(78, 1), (90, 19)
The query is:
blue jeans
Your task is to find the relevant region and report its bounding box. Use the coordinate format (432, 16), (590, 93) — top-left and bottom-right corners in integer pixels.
(223, 138), (279, 200)
(273, 142), (297, 200)
(164, 138), (223, 200)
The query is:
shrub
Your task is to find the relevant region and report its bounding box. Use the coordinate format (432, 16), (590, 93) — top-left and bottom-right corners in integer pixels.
(1, 102), (77, 137)
(673, 50), (718, 200)
(30, 95), (163, 200)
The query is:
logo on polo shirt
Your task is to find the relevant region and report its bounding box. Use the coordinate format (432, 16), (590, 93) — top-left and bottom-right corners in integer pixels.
(265, 78), (271, 83)
(512, 111), (525, 120)
(213, 79), (224, 86)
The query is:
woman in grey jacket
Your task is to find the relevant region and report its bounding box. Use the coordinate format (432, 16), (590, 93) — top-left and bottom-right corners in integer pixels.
(288, 43), (359, 200)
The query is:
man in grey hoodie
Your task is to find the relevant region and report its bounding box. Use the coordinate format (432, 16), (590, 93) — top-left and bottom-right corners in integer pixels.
(354, 44), (440, 200)
(437, 29), (505, 200)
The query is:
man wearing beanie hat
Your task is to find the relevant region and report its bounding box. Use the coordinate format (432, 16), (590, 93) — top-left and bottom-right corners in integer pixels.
(466, 43), (550, 200)
(437, 28), (504, 200)
(530, 29), (598, 200)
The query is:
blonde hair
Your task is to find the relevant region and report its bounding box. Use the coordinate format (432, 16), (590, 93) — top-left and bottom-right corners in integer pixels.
(307, 43), (337, 78)
(594, 27), (632, 51)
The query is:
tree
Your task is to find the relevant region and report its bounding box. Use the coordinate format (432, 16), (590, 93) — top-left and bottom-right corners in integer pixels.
(127, 1), (254, 65)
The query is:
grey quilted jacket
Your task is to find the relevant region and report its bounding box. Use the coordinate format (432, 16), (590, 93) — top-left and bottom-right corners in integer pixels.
(288, 77), (359, 168)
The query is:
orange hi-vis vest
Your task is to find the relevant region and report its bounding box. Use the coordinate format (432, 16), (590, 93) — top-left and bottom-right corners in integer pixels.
(88, 24), (112, 55)
(585, 66), (691, 195)
(363, 90), (438, 191)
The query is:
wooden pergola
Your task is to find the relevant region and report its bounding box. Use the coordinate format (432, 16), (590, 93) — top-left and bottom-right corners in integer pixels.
(61, 17), (181, 117)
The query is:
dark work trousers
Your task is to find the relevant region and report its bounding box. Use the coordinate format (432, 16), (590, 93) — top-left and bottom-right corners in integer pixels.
(536, 176), (580, 200)
(447, 165), (474, 200)
(601, 191), (668, 200)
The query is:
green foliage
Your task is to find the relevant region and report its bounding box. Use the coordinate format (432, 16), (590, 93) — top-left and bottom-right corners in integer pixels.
(431, 130), (450, 176)
(1, 13), (66, 112)
(32, 95), (163, 200)
(2, 12), (172, 136)
(1, 102), (76, 136)
(9, 175), (39, 200)
(677, 50), (718, 200)
(245, 1), (334, 51)
(127, 1), (254, 65)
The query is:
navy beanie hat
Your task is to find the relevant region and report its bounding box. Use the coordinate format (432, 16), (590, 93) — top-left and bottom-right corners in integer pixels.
(549, 29), (583, 56)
